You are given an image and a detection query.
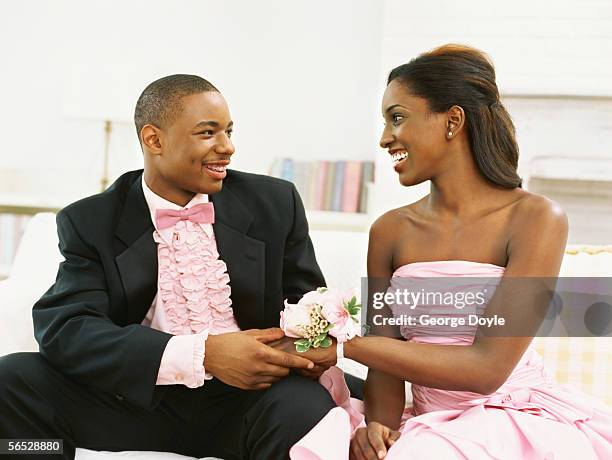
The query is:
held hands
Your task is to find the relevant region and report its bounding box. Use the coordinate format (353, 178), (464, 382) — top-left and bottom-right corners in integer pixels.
(350, 422), (400, 460)
(204, 328), (315, 390)
(268, 336), (338, 380)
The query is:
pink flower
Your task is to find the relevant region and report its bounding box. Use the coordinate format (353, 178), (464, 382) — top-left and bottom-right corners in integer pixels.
(322, 305), (351, 340)
(320, 289), (360, 343)
(296, 289), (327, 308)
(280, 300), (312, 338)
(279, 288), (361, 344)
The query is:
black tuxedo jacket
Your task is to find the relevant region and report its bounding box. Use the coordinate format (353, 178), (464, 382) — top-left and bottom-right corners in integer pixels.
(33, 169), (325, 409)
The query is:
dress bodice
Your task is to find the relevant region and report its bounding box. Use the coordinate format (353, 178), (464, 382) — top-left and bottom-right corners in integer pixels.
(388, 261), (554, 415)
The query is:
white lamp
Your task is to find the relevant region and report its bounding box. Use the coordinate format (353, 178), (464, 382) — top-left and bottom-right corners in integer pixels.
(62, 65), (146, 191)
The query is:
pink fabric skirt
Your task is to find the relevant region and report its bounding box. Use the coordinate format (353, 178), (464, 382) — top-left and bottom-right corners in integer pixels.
(290, 367), (612, 460)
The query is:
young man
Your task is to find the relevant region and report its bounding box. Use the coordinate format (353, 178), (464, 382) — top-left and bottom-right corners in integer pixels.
(0, 75), (336, 460)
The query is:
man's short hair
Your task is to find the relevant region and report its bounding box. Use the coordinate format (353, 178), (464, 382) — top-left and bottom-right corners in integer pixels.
(134, 74), (218, 140)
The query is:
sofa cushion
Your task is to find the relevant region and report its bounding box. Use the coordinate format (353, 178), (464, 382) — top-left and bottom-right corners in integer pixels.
(76, 448), (220, 460)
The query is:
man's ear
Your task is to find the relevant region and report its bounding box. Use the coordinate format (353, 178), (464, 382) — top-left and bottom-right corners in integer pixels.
(141, 124), (163, 155)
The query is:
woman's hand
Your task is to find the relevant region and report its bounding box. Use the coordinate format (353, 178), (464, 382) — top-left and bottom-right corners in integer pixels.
(350, 421), (400, 460)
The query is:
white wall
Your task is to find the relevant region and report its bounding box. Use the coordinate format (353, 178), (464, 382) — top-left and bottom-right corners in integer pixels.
(380, 0), (612, 96)
(0, 0), (383, 200)
(371, 0), (612, 242)
(1, 0), (611, 243)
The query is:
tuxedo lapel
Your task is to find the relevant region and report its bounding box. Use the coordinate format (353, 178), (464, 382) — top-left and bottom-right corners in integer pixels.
(211, 181), (266, 330)
(113, 171), (267, 329)
(114, 173), (158, 324)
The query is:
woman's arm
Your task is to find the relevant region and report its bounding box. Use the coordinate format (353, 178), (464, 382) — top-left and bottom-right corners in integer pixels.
(363, 214), (406, 429)
(349, 196), (568, 396)
(363, 370), (405, 430)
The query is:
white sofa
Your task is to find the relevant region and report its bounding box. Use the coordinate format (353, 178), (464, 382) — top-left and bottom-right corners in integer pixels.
(1, 213), (611, 458)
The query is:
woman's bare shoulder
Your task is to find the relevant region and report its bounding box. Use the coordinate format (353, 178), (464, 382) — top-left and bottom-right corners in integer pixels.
(369, 198), (427, 238)
(506, 190), (568, 246)
(511, 190), (567, 225)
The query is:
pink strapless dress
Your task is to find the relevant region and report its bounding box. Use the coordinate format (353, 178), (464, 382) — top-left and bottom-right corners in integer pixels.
(290, 261), (612, 459)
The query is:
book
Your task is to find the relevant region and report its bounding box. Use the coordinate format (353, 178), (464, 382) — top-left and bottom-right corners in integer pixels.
(306, 161), (320, 210)
(269, 158), (283, 178)
(331, 161), (345, 212)
(359, 161), (375, 213)
(292, 161), (308, 204)
(281, 158), (294, 182)
(323, 162), (336, 211)
(314, 161), (328, 210)
(341, 161), (363, 212)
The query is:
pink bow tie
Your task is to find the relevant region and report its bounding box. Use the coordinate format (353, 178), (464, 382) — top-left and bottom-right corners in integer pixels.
(155, 202), (215, 230)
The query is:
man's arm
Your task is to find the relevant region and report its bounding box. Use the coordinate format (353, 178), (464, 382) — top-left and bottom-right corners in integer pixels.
(33, 210), (173, 409)
(271, 184), (329, 378)
(282, 184), (326, 301)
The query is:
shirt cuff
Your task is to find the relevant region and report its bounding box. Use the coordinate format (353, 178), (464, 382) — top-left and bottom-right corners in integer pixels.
(156, 332), (209, 387)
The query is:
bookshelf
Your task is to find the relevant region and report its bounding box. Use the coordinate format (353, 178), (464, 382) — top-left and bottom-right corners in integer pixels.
(269, 158), (376, 233)
(269, 158), (374, 213)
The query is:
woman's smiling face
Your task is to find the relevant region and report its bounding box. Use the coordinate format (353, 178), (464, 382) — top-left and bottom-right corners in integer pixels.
(379, 80), (449, 187)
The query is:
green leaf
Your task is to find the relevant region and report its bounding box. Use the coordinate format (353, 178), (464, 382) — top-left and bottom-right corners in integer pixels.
(322, 322), (334, 333)
(295, 341), (311, 353)
(344, 297), (361, 317)
(312, 333), (327, 348)
(294, 338), (310, 346)
(320, 336), (332, 348)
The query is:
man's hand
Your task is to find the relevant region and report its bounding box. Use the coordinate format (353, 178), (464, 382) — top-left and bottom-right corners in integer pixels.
(268, 336), (338, 380)
(350, 422), (400, 460)
(205, 328), (315, 390)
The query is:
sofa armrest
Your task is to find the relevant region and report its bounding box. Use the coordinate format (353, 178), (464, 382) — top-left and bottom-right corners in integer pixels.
(0, 277), (39, 356)
(0, 212), (63, 357)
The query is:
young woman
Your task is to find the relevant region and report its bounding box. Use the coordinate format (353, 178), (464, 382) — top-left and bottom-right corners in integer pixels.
(289, 44), (612, 459)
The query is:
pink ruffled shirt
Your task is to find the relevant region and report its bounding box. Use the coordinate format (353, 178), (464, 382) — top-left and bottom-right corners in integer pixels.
(141, 175), (240, 387)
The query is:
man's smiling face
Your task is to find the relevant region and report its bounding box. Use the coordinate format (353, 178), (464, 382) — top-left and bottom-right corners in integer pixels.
(143, 90), (235, 204)
(159, 91), (235, 194)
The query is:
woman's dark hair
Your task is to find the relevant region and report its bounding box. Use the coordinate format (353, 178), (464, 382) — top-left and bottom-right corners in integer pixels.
(388, 44), (522, 188)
